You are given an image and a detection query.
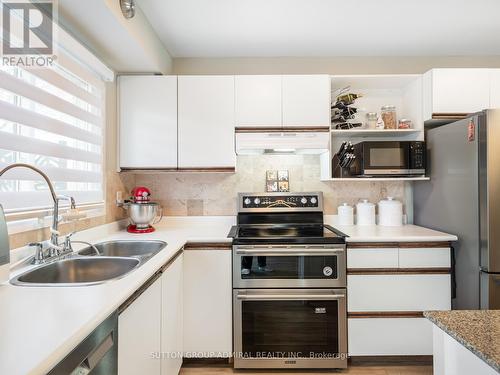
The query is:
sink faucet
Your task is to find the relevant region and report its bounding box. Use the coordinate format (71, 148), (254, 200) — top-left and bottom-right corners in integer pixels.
(0, 163), (77, 262)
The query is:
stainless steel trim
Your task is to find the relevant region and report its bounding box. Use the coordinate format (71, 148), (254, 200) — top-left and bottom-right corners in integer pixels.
(236, 293), (346, 300)
(481, 110), (500, 274)
(364, 169), (426, 175)
(235, 249), (344, 256)
(233, 288), (348, 369)
(233, 244), (346, 289)
(238, 192), (323, 213)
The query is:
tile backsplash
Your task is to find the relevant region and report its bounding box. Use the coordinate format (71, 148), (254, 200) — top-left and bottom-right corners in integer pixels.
(129, 155), (407, 216)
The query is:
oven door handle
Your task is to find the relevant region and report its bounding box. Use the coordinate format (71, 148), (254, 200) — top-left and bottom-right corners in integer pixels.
(235, 249), (344, 256)
(236, 293), (346, 301)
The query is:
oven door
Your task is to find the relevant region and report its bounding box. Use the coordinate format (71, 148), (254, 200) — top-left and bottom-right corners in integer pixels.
(233, 244), (346, 288)
(362, 141), (412, 175)
(233, 288), (347, 369)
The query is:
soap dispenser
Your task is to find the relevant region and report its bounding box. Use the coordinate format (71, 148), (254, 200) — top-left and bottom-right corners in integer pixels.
(0, 204), (10, 283)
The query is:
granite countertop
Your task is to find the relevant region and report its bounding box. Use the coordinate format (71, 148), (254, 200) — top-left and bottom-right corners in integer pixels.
(424, 310), (500, 372)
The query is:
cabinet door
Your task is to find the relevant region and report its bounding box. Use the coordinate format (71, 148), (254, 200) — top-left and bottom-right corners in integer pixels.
(398, 247), (451, 268)
(490, 69), (500, 108)
(235, 75), (282, 127)
(347, 274), (451, 312)
(347, 247), (399, 269)
(118, 278), (162, 375)
(424, 69), (490, 118)
(282, 75), (331, 126)
(161, 254), (183, 375)
(178, 76), (235, 169)
(183, 250), (232, 356)
(119, 76), (177, 169)
(349, 318), (433, 355)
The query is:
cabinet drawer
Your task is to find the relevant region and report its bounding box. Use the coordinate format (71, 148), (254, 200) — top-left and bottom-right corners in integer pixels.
(348, 318), (433, 356)
(399, 248), (450, 268)
(348, 274), (451, 311)
(347, 248), (398, 269)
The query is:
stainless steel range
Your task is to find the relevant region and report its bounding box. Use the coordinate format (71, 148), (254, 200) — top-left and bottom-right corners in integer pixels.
(228, 192), (348, 369)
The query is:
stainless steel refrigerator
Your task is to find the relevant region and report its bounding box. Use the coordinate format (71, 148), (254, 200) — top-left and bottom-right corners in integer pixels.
(414, 109), (500, 310)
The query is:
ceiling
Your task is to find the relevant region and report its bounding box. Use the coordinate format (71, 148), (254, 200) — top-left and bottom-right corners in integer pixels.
(137, 0), (500, 58)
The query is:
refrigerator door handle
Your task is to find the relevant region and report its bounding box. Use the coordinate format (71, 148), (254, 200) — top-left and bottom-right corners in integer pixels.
(451, 245), (457, 299)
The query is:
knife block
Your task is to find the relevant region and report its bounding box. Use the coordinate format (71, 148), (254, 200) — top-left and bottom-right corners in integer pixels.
(332, 154), (353, 178)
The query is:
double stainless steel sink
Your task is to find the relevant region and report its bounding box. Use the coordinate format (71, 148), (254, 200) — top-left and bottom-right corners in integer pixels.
(10, 240), (167, 287)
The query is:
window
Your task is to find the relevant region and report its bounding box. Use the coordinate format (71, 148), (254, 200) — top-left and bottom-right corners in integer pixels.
(0, 29), (109, 221)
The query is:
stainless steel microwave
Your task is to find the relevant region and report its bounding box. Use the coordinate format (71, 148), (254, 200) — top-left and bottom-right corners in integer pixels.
(350, 141), (426, 176)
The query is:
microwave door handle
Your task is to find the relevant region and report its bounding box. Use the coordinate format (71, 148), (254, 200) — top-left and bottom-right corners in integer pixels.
(236, 294), (346, 301)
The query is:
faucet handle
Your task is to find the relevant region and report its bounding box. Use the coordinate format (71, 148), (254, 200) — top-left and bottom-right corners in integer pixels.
(29, 242), (44, 264)
(63, 232), (76, 252)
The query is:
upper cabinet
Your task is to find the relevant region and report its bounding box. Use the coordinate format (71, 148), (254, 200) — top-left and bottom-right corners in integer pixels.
(423, 69), (491, 120)
(119, 75), (177, 169)
(178, 76), (236, 170)
(282, 75), (331, 126)
(490, 69), (500, 108)
(235, 74), (331, 128)
(235, 75), (282, 127)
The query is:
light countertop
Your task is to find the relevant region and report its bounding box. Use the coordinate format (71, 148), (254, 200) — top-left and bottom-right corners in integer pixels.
(333, 223), (458, 243)
(0, 215), (456, 375)
(424, 310), (500, 372)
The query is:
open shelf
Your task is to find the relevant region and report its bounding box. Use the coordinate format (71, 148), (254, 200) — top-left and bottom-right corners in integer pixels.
(331, 128), (422, 137)
(321, 177), (430, 182)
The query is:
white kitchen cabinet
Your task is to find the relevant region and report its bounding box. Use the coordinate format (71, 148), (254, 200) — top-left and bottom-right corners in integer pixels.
(282, 75), (330, 126)
(183, 250), (232, 356)
(118, 278), (162, 375)
(423, 69), (490, 120)
(432, 326), (497, 375)
(161, 254), (183, 375)
(178, 76), (236, 169)
(398, 247), (451, 268)
(235, 75), (282, 127)
(349, 318), (433, 356)
(347, 248), (399, 269)
(348, 274), (451, 312)
(490, 69), (500, 108)
(119, 75), (177, 169)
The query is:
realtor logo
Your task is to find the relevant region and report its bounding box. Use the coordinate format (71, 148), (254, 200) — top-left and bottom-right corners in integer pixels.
(2, 0), (57, 67)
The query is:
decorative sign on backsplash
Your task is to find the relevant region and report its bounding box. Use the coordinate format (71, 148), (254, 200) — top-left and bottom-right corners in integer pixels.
(266, 170), (289, 192)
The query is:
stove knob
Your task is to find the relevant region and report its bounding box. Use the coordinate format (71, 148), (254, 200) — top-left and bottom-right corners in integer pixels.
(310, 197), (318, 205)
(254, 198), (261, 205)
(244, 198), (251, 205)
(300, 197), (307, 205)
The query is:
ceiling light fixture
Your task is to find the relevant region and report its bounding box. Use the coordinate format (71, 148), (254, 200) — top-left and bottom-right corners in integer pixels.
(120, 0), (136, 19)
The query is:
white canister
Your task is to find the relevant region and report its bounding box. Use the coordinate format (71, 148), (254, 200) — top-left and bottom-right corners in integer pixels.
(338, 203), (354, 226)
(378, 197), (403, 226)
(356, 199), (376, 226)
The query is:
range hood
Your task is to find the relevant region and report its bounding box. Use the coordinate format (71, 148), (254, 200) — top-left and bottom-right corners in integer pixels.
(235, 127), (330, 155)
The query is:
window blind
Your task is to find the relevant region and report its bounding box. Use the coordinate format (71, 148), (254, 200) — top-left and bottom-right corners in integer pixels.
(0, 53), (105, 213)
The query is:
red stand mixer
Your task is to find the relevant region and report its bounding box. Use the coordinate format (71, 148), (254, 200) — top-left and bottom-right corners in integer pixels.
(125, 187), (163, 233)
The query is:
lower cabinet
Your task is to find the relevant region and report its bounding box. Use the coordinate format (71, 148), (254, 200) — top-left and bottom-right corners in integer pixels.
(183, 249), (232, 357)
(118, 253), (183, 375)
(162, 254), (183, 375)
(432, 325), (498, 375)
(348, 318), (433, 355)
(348, 274), (451, 312)
(118, 277), (162, 375)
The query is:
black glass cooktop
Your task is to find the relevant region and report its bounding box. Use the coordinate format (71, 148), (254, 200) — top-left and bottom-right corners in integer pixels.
(228, 224), (347, 245)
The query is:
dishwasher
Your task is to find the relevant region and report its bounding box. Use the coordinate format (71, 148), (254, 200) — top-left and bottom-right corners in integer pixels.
(48, 312), (118, 375)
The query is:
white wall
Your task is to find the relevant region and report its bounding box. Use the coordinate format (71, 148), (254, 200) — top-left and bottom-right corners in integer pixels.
(173, 56), (500, 75)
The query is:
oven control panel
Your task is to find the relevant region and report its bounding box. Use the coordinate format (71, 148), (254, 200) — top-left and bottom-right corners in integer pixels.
(240, 193), (322, 210)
